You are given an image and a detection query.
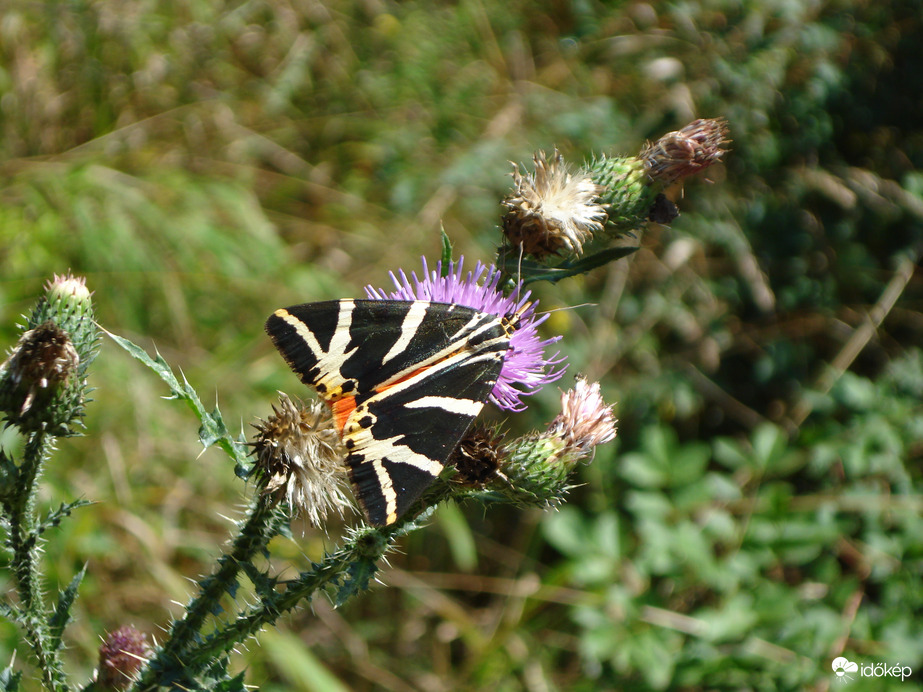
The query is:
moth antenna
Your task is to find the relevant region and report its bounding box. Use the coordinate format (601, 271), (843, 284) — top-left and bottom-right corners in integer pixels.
(540, 303), (597, 315)
(514, 242), (525, 303)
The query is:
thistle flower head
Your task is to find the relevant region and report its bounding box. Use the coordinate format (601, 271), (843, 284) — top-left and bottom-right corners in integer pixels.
(96, 625), (150, 690)
(548, 376), (618, 461)
(47, 273), (92, 306)
(498, 377), (617, 508)
(252, 394), (352, 526)
(0, 272), (99, 434)
(366, 257), (566, 411)
(641, 118), (730, 186)
(502, 148), (608, 259)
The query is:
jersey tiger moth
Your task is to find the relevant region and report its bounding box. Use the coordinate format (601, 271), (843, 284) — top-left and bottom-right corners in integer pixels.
(266, 299), (513, 526)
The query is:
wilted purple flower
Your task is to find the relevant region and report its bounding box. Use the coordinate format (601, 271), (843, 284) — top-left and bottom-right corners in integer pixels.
(641, 118), (730, 186)
(366, 257), (565, 411)
(548, 376), (618, 460)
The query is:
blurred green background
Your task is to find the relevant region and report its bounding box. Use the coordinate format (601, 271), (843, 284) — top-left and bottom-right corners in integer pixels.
(2, 1), (922, 690)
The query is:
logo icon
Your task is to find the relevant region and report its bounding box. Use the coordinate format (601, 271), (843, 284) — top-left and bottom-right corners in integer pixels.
(832, 657), (859, 682)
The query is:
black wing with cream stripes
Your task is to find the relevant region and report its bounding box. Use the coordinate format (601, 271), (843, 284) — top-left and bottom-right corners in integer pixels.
(265, 300), (510, 525)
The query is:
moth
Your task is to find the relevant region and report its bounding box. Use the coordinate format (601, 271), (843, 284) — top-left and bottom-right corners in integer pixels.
(266, 299), (513, 526)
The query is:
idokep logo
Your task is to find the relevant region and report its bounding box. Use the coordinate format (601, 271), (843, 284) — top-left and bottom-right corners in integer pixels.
(832, 657), (859, 682)
(832, 656), (913, 683)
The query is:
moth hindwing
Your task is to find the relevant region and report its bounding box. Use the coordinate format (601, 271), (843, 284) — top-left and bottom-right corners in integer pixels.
(265, 299), (511, 526)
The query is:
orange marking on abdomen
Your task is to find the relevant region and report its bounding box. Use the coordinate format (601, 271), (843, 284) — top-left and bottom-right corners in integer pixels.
(331, 396), (357, 435)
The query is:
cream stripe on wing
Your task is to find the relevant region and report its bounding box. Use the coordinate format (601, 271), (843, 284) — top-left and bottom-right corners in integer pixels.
(371, 458), (397, 523)
(403, 396), (484, 416)
(381, 301), (429, 365)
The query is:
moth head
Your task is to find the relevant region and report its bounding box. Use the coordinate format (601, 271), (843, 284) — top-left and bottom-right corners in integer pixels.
(501, 301), (532, 336)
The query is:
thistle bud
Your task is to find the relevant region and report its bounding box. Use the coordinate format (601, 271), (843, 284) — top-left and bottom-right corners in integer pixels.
(589, 117), (730, 234)
(251, 394), (352, 526)
(0, 273), (98, 434)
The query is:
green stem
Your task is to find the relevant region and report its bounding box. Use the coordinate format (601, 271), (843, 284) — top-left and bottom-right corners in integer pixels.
(6, 431), (69, 691)
(181, 481), (454, 670)
(132, 494), (283, 690)
(184, 526), (399, 670)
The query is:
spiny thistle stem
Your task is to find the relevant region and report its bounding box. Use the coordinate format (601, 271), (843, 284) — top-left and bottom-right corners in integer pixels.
(181, 521), (407, 672)
(133, 493), (286, 689)
(161, 482), (455, 682)
(5, 430), (69, 691)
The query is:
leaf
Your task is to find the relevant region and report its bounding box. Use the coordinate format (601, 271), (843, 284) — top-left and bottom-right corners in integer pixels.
(0, 663), (22, 692)
(498, 246), (639, 285)
(436, 502), (477, 572)
(104, 328), (252, 478)
(240, 563), (281, 601)
(102, 328), (184, 397)
(36, 499), (94, 537)
(197, 658), (247, 692)
(542, 505), (588, 558)
(49, 565), (86, 654)
(257, 630), (351, 692)
(440, 226), (454, 274)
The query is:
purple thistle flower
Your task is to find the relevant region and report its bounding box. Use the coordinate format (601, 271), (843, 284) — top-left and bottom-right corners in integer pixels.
(366, 257), (566, 411)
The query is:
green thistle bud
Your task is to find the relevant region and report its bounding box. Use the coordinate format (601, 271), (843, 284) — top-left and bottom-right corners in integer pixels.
(0, 274), (99, 434)
(502, 431), (575, 507)
(589, 153), (655, 231)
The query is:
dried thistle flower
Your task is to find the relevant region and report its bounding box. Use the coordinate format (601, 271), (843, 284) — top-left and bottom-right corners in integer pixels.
(502, 149), (608, 259)
(96, 625), (151, 690)
(252, 393), (352, 526)
(449, 424), (507, 488)
(641, 117), (730, 186)
(0, 321), (79, 417)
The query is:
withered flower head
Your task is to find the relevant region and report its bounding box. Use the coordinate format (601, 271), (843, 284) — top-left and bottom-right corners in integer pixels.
(1, 320), (79, 416)
(252, 393), (352, 526)
(449, 424), (507, 487)
(547, 376), (618, 461)
(641, 118), (730, 186)
(502, 149), (608, 259)
(96, 625), (150, 690)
